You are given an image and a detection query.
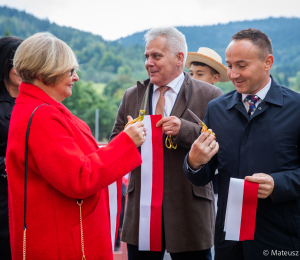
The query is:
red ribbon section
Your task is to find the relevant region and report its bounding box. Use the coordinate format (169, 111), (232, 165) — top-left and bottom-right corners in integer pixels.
(239, 180), (259, 241)
(149, 115), (164, 251)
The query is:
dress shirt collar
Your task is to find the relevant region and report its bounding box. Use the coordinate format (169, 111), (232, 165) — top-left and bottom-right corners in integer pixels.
(227, 75), (283, 110)
(153, 72), (185, 93)
(242, 77), (272, 102)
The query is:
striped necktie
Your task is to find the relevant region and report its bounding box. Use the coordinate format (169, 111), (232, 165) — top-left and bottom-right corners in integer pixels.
(245, 95), (260, 117)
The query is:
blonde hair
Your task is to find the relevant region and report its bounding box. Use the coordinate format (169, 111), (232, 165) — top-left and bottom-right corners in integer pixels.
(14, 32), (78, 86)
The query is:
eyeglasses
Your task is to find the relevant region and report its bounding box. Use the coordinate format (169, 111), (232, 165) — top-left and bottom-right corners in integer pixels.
(70, 68), (75, 76)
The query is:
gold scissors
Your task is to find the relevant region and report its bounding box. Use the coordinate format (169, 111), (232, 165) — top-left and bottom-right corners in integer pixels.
(124, 82), (150, 129)
(164, 109), (177, 149)
(165, 135), (177, 149)
(188, 109), (216, 139)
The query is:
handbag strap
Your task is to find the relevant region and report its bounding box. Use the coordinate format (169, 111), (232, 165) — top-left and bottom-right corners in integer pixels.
(22, 103), (86, 260)
(23, 103), (49, 260)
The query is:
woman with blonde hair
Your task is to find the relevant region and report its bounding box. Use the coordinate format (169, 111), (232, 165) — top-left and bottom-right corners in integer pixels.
(6, 32), (145, 259)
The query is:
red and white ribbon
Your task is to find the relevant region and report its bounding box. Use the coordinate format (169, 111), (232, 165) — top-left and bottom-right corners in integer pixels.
(139, 115), (164, 251)
(224, 178), (259, 241)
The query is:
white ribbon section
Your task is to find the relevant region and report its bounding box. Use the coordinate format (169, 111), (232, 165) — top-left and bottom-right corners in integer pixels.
(138, 116), (153, 251)
(108, 181), (118, 251)
(224, 178), (244, 241)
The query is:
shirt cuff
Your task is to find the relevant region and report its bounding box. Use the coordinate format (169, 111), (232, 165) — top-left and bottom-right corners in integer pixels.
(186, 161), (205, 174)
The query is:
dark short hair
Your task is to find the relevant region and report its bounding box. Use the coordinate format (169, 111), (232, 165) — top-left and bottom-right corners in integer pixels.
(230, 28), (273, 60)
(190, 61), (219, 76)
(0, 36), (23, 90)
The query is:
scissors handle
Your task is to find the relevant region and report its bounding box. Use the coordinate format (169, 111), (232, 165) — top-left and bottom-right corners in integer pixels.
(165, 135), (177, 149)
(200, 123), (216, 139)
(124, 110), (146, 129)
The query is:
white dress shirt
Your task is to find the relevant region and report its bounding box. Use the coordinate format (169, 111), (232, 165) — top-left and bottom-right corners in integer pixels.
(242, 78), (272, 112)
(152, 73), (185, 116)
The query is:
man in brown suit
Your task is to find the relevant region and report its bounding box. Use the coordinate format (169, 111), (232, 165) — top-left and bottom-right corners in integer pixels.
(110, 27), (223, 260)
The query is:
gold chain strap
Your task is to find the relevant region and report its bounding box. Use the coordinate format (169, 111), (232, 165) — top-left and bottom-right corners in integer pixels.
(77, 200), (86, 260)
(22, 200), (87, 260)
(23, 228), (26, 260)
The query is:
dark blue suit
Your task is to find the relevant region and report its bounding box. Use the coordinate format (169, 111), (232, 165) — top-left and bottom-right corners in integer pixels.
(183, 77), (300, 259)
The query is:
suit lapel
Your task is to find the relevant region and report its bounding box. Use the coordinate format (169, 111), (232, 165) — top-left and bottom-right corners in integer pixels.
(136, 79), (151, 117)
(140, 72), (190, 119)
(170, 74), (189, 118)
(227, 91), (249, 120)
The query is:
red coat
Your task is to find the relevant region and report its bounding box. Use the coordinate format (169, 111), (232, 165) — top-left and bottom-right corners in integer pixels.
(6, 83), (142, 260)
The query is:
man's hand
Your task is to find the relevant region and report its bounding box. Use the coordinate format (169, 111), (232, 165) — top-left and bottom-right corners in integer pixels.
(124, 115), (146, 148)
(187, 131), (219, 170)
(245, 173), (274, 199)
(156, 116), (181, 136)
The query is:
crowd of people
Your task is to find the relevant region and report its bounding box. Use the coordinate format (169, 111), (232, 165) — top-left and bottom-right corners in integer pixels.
(0, 26), (299, 260)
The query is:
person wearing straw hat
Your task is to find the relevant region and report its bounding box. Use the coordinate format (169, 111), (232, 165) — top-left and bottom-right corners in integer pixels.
(185, 47), (230, 85)
(186, 47), (230, 196)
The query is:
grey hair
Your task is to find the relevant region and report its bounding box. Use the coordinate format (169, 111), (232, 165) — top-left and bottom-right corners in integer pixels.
(144, 27), (188, 66)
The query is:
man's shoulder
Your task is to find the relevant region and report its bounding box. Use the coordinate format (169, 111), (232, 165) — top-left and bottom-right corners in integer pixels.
(189, 77), (221, 92)
(270, 79), (300, 108)
(188, 77), (223, 102)
(208, 89), (236, 107)
(123, 79), (149, 96)
(281, 85), (300, 100)
(124, 85), (138, 95)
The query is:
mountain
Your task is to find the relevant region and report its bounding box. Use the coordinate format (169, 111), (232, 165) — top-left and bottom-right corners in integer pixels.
(0, 6), (147, 83)
(116, 17), (300, 77)
(1, 5), (300, 82)
(1, 6), (300, 140)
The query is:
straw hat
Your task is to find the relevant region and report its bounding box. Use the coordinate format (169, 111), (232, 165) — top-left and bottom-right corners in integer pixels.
(185, 47), (230, 82)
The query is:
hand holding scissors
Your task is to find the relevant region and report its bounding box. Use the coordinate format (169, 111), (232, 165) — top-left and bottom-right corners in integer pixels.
(187, 109), (218, 169)
(124, 82), (150, 129)
(188, 109), (216, 139)
(188, 131), (219, 169)
(124, 116), (146, 148)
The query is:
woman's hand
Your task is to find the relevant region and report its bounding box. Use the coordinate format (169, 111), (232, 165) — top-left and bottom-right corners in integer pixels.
(124, 116), (146, 148)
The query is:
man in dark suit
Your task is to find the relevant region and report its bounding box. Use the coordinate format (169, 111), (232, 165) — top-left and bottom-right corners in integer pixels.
(184, 28), (300, 259)
(110, 27), (223, 260)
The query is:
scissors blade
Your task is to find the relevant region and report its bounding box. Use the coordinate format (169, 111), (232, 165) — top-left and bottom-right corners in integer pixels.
(140, 81), (151, 112)
(188, 109), (204, 125)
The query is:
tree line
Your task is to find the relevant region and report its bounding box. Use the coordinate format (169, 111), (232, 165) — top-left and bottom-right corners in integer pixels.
(1, 6), (300, 140)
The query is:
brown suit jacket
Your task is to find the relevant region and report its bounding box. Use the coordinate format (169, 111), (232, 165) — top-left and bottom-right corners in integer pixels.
(110, 72), (223, 252)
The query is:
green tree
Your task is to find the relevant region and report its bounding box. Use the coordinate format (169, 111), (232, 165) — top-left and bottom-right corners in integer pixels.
(4, 29), (11, 36)
(103, 80), (121, 97)
(98, 52), (122, 73)
(62, 80), (118, 141)
(291, 71), (300, 92)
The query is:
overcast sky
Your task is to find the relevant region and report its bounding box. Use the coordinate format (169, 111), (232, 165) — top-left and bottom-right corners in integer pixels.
(1, 0), (300, 40)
